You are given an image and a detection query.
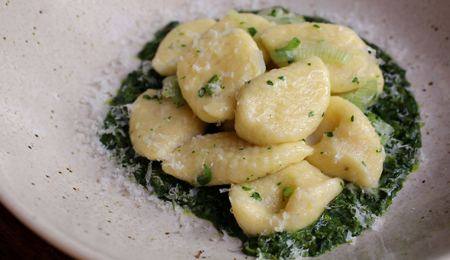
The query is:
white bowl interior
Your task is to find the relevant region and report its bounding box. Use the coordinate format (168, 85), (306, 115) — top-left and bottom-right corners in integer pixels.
(1, 0), (450, 259)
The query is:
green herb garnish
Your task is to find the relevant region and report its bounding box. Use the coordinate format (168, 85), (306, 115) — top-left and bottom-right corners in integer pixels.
(250, 192), (262, 201)
(197, 164), (212, 186)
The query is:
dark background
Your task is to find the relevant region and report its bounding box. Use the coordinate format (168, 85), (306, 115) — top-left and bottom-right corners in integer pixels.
(0, 203), (73, 259)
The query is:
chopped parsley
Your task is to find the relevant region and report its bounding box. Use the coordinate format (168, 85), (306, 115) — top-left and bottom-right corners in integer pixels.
(351, 115), (355, 122)
(245, 80), (251, 84)
(197, 164), (212, 186)
(143, 94), (160, 100)
(277, 182), (282, 186)
(181, 44), (186, 47)
(266, 80), (274, 86)
(307, 63), (311, 66)
(267, 147), (272, 150)
(282, 186), (293, 199)
(247, 27), (258, 37)
(238, 148), (244, 150)
(278, 76), (286, 81)
(308, 111), (314, 117)
(325, 132), (334, 137)
(362, 161), (367, 167)
(313, 24), (321, 28)
(250, 192), (262, 201)
(322, 112), (325, 117)
(199, 74), (220, 97)
(352, 77), (360, 84)
(242, 186), (252, 191)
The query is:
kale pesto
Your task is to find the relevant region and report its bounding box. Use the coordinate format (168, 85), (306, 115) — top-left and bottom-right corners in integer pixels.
(99, 15), (421, 259)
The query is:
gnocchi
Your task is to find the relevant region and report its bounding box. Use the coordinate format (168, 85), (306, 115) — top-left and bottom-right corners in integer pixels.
(177, 28), (265, 123)
(260, 23), (384, 93)
(235, 56), (330, 145)
(306, 96), (385, 188)
(129, 89), (208, 160)
(152, 18), (217, 76)
(161, 132), (313, 186)
(229, 161), (343, 236)
(208, 12), (275, 64)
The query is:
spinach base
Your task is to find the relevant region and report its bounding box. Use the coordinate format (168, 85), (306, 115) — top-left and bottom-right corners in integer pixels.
(99, 16), (422, 258)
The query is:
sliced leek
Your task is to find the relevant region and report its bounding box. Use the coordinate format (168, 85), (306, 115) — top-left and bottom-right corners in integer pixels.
(344, 79), (378, 109)
(161, 75), (184, 103)
(271, 39), (353, 65)
(257, 7), (305, 25)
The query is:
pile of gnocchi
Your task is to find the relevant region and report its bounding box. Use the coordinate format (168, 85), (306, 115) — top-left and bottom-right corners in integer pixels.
(129, 8), (385, 236)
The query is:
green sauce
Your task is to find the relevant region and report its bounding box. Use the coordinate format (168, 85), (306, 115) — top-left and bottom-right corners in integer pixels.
(99, 15), (422, 259)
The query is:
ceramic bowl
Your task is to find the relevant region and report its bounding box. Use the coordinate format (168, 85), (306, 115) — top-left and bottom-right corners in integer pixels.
(1, 0), (449, 259)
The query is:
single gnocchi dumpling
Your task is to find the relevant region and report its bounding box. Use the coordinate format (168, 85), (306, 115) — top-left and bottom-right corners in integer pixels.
(129, 89), (209, 160)
(153, 19), (217, 76)
(260, 23), (384, 93)
(161, 132), (313, 186)
(235, 57), (330, 145)
(229, 161), (343, 236)
(306, 96), (385, 188)
(208, 12), (275, 64)
(177, 28), (265, 123)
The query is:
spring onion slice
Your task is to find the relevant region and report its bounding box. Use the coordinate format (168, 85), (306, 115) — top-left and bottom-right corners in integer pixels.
(257, 7), (305, 24)
(161, 75), (184, 104)
(197, 164), (212, 186)
(344, 79), (378, 109)
(228, 9), (258, 37)
(271, 39), (353, 65)
(366, 112), (394, 145)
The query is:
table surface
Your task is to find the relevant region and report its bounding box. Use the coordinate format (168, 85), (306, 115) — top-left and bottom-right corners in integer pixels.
(0, 202), (74, 259)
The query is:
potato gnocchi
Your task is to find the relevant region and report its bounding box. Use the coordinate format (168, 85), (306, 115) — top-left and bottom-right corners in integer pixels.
(306, 96), (385, 188)
(260, 23), (384, 93)
(229, 161), (343, 236)
(208, 12), (275, 64)
(161, 132), (313, 186)
(129, 11), (388, 238)
(235, 56), (330, 145)
(152, 18), (217, 76)
(177, 28), (265, 123)
(129, 89), (208, 160)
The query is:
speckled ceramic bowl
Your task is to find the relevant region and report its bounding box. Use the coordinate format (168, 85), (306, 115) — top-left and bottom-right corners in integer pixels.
(1, 0), (449, 259)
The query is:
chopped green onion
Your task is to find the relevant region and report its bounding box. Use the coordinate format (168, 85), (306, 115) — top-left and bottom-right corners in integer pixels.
(366, 112), (394, 145)
(344, 79), (378, 109)
(351, 115), (355, 122)
(273, 37), (301, 63)
(275, 37), (301, 52)
(257, 7), (305, 25)
(228, 9), (259, 37)
(266, 80), (274, 86)
(197, 164), (212, 186)
(250, 192), (262, 201)
(361, 161), (367, 167)
(313, 24), (321, 28)
(282, 186), (293, 198)
(162, 76), (184, 103)
(308, 111), (314, 117)
(247, 27), (257, 37)
(271, 42), (353, 65)
(242, 186), (252, 191)
(277, 182), (282, 186)
(278, 76), (286, 81)
(199, 74), (221, 97)
(142, 94), (160, 100)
